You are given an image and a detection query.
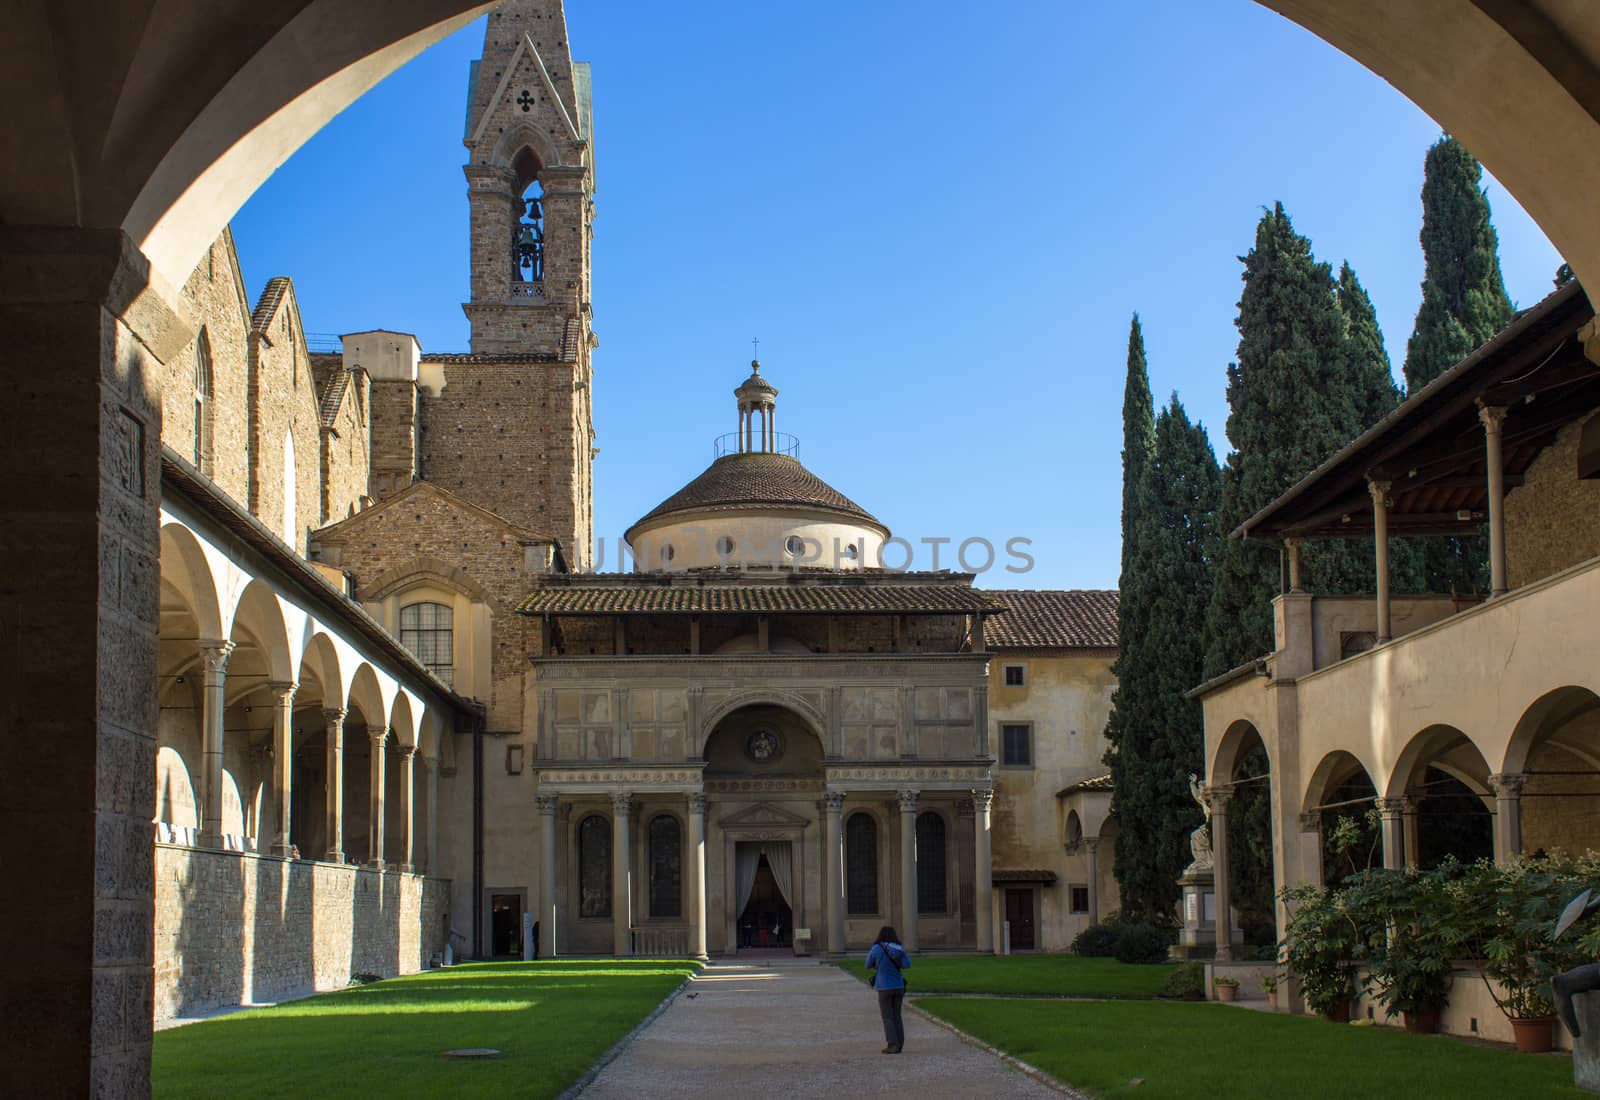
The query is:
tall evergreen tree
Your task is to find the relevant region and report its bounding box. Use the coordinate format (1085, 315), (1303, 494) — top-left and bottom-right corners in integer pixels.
(1104, 316), (1160, 918)
(1106, 394), (1221, 922)
(1403, 135), (1514, 391)
(1403, 135), (1513, 594)
(1203, 204), (1379, 677)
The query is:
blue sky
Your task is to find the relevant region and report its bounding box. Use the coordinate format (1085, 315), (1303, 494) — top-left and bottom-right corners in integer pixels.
(231, 0), (1562, 589)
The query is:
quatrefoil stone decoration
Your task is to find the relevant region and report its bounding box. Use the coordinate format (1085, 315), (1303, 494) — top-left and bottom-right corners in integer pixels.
(516, 89), (534, 112)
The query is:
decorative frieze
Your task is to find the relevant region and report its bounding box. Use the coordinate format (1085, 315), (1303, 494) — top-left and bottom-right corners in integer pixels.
(826, 765), (991, 784)
(704, 778), (822, 794)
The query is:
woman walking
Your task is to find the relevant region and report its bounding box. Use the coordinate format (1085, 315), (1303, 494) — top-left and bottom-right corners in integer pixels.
(865, 925), (911, 1053)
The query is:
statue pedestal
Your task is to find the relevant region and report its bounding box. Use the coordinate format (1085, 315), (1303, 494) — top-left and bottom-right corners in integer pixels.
(1576, 993), (1600, 1093)
(1174, 865), (1242, 959)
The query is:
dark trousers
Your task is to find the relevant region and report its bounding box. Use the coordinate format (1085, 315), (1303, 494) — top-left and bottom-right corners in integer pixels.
(877, 989), (906, 1049)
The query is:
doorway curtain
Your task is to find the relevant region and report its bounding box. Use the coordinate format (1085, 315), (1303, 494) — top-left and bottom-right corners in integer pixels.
(735, 843), (762, 917)
(762, 842), (794, 910)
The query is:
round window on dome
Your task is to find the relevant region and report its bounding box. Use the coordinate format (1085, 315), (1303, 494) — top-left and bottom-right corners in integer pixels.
(716, 535), (736, 557)
(785, 535), (805, 558)
(840, 544), (859, 562)
(660, 543), (675, 564)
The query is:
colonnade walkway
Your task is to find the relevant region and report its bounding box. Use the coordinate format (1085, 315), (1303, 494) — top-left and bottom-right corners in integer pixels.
(579, 957), (1067, 1099)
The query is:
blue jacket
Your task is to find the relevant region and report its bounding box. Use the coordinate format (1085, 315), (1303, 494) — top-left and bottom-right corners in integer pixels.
(866, 941), (910, 990)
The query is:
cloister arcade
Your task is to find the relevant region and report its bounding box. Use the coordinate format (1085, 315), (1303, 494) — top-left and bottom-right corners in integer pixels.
(157, 509), (453, 874)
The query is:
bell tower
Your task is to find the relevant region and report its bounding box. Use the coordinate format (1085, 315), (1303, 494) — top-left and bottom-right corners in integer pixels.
(462, 0), (595, 354)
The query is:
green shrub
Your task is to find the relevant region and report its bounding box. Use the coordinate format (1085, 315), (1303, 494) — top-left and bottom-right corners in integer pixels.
(1072, 923), (1122, 957)
(1160, 961), (1205, 999)
(1114, 922), (1172, 964)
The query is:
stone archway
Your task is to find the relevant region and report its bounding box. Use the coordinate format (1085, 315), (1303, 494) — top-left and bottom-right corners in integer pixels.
(6, 1), (1600, 1091)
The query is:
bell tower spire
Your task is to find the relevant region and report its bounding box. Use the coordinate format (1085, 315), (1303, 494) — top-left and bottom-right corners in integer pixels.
(461, 0), (595, 354)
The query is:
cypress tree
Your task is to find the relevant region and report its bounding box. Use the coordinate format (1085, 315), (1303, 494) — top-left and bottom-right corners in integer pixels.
(1403, 135), (1513, 594)
(1104, 316), (1160, 919)
(1403, 135), (1514, 391)
(1203, 204), (1375, 677)
(1107, 394), (1220, 922)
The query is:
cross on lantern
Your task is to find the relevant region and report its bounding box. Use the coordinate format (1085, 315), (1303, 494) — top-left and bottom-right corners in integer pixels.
(517, 89), (534, 112)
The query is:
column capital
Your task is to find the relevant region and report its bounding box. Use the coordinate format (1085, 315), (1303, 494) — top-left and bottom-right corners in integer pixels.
(1374, 797), (1408, 815)
(895, 788), (919, 812)
(1367, 478), (1392, 506)
(821, 789), (845, 813)
(1299, 811), (1323, 833)
(1084, 836), (1100, 853)
(535, 794), (560, 816)
(687, 792), (708, 815)
(1490, 772), (1529, 797)
(970, 788), (994, 812)
(369, 726), (389, 748)
(609, 791), (634, 815)
(266, 679), (297, 702)
(1205, 787), (1234, 813)
(197, 639), (235, 677)
(322, 707), (346, 726)
(397, 744), (416, 758)
(1478, 402), (1509, 433)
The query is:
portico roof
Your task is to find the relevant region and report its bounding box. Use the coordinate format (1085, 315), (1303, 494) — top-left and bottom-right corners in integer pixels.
(516, 573), (1006, 615)
(1234, 280), (1599, 542)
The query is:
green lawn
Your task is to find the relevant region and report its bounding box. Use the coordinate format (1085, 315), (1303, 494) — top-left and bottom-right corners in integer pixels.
(153, 960), (698, 1100)
(920, 998), (1579, 1099)
(839, 953), (1176, 998)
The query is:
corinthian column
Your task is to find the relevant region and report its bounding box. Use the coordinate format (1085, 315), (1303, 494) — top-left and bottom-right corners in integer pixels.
(366, 726), (388, 869)
(398, 745), (416, 872)
(536, 794), (559, 958)
(823, 790), (845, 955)
(688, 793), (709, 960)
(611, 792), (634, 956)
(897, 788), (919, 953)
(323, 708), (346, 863)
(268, 680), (297, 858)
(196, 640), (235, 848)
(973, 789), (994, 954)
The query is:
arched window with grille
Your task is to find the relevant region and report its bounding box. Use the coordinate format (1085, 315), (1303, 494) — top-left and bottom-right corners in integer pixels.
(399, 601), (453, 687)
(916, 811), (947, 914)
(578, 814), (611, 918)
(846, 812), (878, 915)
(648, 814), (682, 918)
(192, 329), (213, 473)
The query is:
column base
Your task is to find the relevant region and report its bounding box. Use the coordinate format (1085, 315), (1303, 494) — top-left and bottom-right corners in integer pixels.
(271, 843), (295, 859)
(364, 859), (386, 871)
(197, 829), (224, 850)
(325, 848), (345, 864)
(399, 863), (415, 873)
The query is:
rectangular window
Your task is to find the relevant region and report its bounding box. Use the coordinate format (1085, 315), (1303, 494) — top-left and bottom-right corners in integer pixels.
(1003, 664), (1025, 687)
(1001, 724), (1033, 768)
(1070, 885), (1090, 915)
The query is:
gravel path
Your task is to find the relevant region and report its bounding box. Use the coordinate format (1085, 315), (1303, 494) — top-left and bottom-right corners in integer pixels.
(578, 957), (1068, 1099)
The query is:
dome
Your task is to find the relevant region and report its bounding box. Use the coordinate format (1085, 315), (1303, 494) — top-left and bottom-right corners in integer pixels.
(625, 451), (884, 543)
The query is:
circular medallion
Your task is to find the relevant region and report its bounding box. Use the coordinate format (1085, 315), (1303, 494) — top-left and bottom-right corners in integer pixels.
(746, 729), (781, 763)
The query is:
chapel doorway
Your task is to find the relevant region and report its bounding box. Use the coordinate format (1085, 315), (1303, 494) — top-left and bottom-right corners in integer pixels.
(735, 843), (795, 950)
(490, 893), (524, 958)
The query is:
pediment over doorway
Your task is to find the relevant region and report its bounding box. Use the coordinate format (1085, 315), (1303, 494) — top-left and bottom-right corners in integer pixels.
(717, 801), (812, 830)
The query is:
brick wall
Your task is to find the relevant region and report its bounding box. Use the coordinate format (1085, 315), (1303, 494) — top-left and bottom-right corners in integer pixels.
(1506, 413), (1600, 587)
(368, 380), (418, 501)
(163, 232), (251, 499)
(152, 845), (448, 1024)
(311, 486), (539, 731)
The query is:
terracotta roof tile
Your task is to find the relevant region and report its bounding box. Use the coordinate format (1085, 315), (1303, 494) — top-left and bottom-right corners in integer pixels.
(422, 352), (561, 364)
(317, 370), (350, 428)
(628, 453), (882, 539)
(982, 589), (1118, 649)
(517, 581), (1003, 616)
(250, 276), (291, 335)
(1057, 773), (1113, 796)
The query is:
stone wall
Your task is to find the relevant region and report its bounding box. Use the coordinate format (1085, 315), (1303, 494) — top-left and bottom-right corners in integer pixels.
(368, 379), (418, 501)
(417, 358), (589, 561)
(153, 844), (448, 1024)
(321, 367), (372, 525)
(246, 282), (323, 553)
(163, 232), (251, 496)
(1506, 413), (1600, 588)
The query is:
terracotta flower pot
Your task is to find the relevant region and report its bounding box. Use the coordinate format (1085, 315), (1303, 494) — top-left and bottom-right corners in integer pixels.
(1215, 984), (1238, 1003)
(1511, 1016), (1555, 1053)
(1403, 1009), (1439, 1035)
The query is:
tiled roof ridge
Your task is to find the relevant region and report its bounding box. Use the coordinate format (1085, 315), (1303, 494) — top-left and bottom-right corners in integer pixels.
(421, 351), (562, 364)
(981, 589), (1118, 649)
(250, 276), (293, 335)
(516, 583), (1004, 615)
(316, 369), (350, 428)
(628, 452), (882, 539)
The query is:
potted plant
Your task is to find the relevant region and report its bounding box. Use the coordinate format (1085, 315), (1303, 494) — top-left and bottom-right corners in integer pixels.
(1450, 855), (1599, 1053)
(1213, 975), (1240, 1003)
(1281, 882), (1368, 1022)
(1261, 973), (1279, 1011)
(1342, 865), (1459, 1035)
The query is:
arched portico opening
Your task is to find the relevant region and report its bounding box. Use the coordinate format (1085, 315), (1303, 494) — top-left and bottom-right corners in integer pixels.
(1505, 686), (1600, 859)
(1386, 725), (1494, 868)
(1302, 751), (1381, 885)
(1211, 720), (1275, 950)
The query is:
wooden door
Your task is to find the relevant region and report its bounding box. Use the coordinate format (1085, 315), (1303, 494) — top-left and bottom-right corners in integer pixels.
(1004, 888), (1035, 949)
